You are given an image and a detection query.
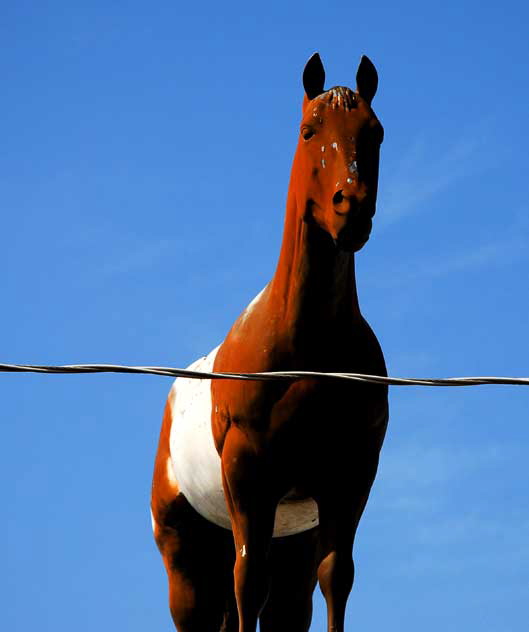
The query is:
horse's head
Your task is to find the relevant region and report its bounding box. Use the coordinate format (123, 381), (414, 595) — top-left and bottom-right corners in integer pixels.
(292, 53), (384, 252)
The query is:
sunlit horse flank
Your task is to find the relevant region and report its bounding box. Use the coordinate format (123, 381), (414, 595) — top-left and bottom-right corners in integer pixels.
(151, 52), (388, 632)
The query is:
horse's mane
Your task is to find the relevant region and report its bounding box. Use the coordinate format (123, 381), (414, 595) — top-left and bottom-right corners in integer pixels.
(315, 86), (356, 111)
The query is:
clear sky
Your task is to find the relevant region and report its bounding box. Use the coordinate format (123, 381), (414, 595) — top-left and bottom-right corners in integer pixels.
(2, 1), (528, 630)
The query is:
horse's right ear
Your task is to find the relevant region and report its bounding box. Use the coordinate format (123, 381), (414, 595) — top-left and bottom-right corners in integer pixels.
(303, 52), (325, 100)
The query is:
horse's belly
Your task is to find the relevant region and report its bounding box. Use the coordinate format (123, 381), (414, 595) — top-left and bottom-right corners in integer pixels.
(169, 347), (319, 537)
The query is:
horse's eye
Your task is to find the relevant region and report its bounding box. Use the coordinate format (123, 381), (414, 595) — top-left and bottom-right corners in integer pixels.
(301, 127), (315, 141)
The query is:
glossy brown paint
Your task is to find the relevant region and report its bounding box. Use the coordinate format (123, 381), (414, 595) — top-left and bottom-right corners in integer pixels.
(151, 53), (388, 632)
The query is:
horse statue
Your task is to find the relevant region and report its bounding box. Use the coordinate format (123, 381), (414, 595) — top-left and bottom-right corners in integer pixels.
(151, 52), (388, 632)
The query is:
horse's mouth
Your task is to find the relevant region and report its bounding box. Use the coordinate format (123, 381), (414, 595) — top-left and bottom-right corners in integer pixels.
(304, 201), (372, 251)
(337, 216), (372, 251)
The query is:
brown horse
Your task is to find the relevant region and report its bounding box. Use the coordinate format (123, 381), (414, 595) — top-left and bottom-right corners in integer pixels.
(151, 53), (388, 632)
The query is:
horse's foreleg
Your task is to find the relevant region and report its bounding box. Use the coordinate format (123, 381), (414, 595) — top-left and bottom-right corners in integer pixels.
(259, 528), (319, 632)
(316, 502), (356, 632)
(221, 428), (276, 632)
(316, 454), (380, 632)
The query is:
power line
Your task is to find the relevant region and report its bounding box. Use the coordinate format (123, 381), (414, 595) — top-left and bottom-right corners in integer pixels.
(1, 363), (528, 387)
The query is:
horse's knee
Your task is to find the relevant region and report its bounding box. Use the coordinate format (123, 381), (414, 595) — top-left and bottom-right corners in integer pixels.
(233, 545), (272, 618)
(167, 572), (198, 631)
(318, 550), (354, 590)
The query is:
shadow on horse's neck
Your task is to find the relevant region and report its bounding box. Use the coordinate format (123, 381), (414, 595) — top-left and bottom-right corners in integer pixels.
(270, 190), (362, 341)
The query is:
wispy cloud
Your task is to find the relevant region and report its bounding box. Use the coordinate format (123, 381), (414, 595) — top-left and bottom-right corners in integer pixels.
(377, 123), (493, 230)
(98, 237), (175, 277)
(367, 208), (529, 289)
(54, 220), (183, 281)
(421, 238), (521, 277)
(403, 226), (527, 284)
(377, 441), (512, 502)
(370, 439), (529, 578)
(390, 509), (529, 579)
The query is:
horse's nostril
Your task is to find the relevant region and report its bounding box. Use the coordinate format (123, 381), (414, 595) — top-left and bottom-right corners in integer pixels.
(333, 189), (345, 205)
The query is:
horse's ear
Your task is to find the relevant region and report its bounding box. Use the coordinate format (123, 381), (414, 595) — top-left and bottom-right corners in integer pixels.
(303, 52), (325, 100)
(356, 55), (378, 105)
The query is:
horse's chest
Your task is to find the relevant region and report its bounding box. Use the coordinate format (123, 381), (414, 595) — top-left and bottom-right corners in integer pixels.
(168, 347), (318, 536)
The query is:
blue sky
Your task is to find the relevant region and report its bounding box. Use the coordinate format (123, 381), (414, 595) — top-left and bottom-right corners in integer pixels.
(1, 1), (528, 630)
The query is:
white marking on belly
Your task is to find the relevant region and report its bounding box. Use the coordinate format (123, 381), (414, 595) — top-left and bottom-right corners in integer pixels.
(169, 347), (228, 528)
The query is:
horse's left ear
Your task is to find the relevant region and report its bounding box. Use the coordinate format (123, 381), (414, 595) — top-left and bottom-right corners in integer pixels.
(303, 52), (326, 100)
(356, 55), (378, 105)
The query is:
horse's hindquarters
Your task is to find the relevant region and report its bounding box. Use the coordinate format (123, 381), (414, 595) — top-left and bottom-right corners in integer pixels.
(168, 347), (319, 537)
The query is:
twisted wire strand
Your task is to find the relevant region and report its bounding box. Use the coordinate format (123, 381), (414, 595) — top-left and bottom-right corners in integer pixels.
(1, 363), (528, 387)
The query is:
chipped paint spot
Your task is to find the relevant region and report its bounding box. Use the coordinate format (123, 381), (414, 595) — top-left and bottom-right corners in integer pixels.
(336, 181), (340, 187)
(150, 508), (156, 533)
(347, 177), (353, 184)
(321, 146), (325, 152)
(348, 161), (358, 174)
(321, 159), (326, 169)
(241, 544), (247, 557)
(331, 142), (338, 150)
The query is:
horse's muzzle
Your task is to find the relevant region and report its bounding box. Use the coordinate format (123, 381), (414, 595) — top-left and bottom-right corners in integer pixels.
(336, 215), (373, 252)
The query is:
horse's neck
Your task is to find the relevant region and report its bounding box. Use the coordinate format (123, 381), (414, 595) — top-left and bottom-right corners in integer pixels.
(269, 190), (362, 350)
